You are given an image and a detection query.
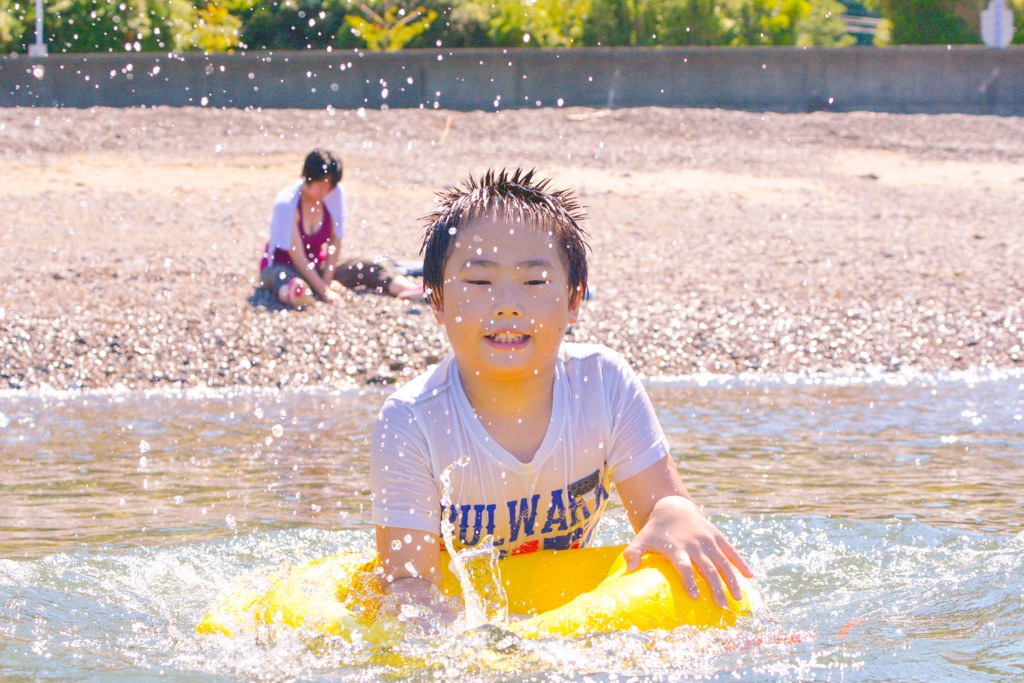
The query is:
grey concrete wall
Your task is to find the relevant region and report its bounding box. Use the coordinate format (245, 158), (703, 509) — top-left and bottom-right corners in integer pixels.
(1, 46), (1022, 115)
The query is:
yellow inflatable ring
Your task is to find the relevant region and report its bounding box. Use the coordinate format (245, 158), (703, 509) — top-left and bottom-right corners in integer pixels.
(197, 544), (751, 640)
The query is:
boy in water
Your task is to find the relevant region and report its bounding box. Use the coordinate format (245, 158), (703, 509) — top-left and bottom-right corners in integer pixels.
(370, 169), (751, 618)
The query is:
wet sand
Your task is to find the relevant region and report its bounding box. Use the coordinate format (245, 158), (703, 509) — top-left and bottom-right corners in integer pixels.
(1, 106), (1023, 391)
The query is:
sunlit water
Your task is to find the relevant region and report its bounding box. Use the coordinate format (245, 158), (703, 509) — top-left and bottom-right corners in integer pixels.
(1, 373), (1022, 681)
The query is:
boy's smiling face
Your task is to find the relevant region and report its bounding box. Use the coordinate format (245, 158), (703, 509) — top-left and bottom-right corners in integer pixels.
(435, 218), (581, 384)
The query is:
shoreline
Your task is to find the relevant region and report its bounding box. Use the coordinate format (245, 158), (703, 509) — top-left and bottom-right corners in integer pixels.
(2, 106), (1022, 392)
(1, 366), (1021, 403)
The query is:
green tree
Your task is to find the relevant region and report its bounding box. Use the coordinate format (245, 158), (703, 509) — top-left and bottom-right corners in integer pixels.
(876, 0), (979, 44)
(45, 0), (141, 52)
(1015, 0), (1024, 43)
(191, 1), (243, 50)
(794, 0), (854, 46)
(343, 1), (436, 50)
(406, 0), (491, 47)
(651, 0), (723, 45)
(428, 0), (589, 48)
(720, 0), (810, 46)
(581, 0), (637, 45)
(581, 0), (719, 47)
(0, 0), (27, 52)
(243, 0), (348, 50)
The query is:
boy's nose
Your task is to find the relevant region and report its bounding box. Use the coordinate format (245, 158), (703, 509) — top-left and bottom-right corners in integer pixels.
(491, 285), (523, 318)
(494, 305), (522, 318)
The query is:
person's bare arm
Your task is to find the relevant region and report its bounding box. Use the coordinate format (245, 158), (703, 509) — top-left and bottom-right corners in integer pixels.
(375, 524), (457, 622)
(285, 220), (337, 301)
(318, 235), (341, 285)
(615, 456), (753, 608)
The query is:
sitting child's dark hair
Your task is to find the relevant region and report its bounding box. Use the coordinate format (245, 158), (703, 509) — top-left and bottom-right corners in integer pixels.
(419, 168), (590, 309)
(302, 148), (343, 186)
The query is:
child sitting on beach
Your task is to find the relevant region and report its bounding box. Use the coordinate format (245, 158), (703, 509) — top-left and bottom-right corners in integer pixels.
(259, 148), (423, 307)
(370, 168), (752, 621)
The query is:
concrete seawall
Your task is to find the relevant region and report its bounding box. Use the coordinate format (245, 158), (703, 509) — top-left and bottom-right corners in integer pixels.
(2, 46), (1022, 114)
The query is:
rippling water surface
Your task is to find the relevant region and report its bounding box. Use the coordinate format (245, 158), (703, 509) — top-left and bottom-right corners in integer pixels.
(1, 373), (1022, 681)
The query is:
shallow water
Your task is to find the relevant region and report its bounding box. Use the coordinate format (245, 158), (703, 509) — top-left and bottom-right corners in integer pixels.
(1, 373), (1022, 681)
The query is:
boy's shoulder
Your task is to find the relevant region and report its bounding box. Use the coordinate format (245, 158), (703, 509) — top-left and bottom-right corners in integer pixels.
(559, 341), (629, 370)
(557, 342), (642, 390)
(383, 353), (459, 408)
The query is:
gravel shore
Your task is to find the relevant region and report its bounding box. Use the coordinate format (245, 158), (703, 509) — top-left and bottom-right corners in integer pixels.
(2, 106), (1023, 391)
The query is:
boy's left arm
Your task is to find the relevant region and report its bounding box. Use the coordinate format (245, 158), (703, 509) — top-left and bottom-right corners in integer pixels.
(616, 456), (753, 608)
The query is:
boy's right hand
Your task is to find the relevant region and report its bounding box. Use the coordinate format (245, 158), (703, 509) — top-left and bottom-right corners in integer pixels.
(379, 576), (459, 634)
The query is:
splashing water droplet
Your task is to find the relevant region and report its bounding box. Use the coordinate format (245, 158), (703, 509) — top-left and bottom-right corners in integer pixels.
(391, 539), (403, 550)
(225, 514), (237, 530)
(271, 424), (284, 438)
(139, 439), (150, 453)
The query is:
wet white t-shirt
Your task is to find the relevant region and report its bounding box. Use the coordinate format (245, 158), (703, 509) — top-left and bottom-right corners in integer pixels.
(370, 343), (670, 556)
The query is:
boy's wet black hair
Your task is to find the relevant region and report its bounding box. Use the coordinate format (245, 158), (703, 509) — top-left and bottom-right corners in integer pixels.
(420, 168), (590, 309)
(302, 148), (343, 186)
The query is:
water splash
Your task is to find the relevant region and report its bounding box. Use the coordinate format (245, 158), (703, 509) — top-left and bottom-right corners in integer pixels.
(439, 456), (509, 630)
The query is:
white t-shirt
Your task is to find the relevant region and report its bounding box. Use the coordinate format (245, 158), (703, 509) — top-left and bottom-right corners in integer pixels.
(370, 343), (670, 556)
(267, 181), (346, 253)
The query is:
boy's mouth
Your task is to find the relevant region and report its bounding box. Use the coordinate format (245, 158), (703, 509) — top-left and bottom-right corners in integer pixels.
(486, 331), (529, 345)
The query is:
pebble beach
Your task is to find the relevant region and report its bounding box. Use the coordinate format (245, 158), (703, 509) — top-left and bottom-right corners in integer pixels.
(2, 105), (1023, 391)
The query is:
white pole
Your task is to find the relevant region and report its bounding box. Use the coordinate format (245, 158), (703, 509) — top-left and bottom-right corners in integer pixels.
(995, 0), (1003, 46)
(29, 0), (48, 56)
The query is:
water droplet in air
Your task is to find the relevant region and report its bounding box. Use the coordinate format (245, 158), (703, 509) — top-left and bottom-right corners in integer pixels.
(272, 424), (284, 438)
(139, 439), (150, 453)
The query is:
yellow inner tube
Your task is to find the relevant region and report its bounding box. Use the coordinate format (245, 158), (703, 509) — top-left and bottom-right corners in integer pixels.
(197, 544), (751, 640)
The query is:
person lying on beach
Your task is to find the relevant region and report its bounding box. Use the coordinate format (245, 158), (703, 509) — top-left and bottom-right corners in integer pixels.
(369, 168), (752, 625)
(259, 148), (424, 307)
